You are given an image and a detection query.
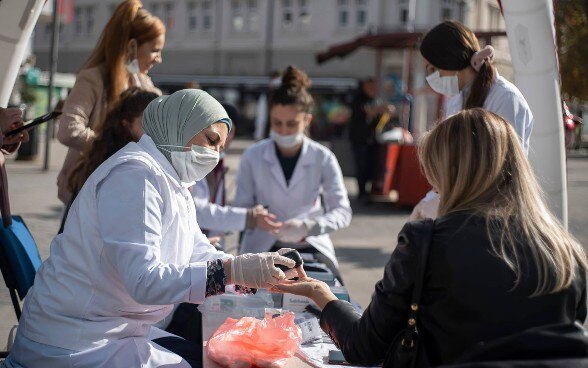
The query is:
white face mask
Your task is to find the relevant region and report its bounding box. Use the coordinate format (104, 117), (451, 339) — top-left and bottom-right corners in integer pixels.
(426, 71), (459, 97)
(160, 145), (219, 187)
(270, 130), (304, 149)
(126, 58), (140, 75)
(126, 58), (142, 87)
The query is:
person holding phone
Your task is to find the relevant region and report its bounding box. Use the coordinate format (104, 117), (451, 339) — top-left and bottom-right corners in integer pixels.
(0, 107), (29, 153)
(56, 0), (164, 204)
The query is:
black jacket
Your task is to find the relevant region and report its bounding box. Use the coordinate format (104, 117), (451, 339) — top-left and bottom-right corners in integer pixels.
(320, 213), (587, 367)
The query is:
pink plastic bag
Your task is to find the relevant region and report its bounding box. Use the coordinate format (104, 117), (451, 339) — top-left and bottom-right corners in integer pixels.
(206, 312), (302, 368)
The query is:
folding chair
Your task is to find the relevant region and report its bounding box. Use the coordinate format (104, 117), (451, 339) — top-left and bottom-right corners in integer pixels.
(0, 152), (42, 358)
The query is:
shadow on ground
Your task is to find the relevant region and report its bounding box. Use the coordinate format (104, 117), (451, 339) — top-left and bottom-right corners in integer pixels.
(336, 246), (394, 269)
(349, 199), (413, 217)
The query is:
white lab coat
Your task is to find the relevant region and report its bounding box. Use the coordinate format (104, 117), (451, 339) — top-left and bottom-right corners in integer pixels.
(233, 137), (352, 268)
(192, 179), (247, 235)
(444, 72), (534, 154)
(7, 135), (228, 367)
(411, 72), (534, 220)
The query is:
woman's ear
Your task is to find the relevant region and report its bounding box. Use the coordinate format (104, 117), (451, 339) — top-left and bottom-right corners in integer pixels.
(304, 113), (313, 127)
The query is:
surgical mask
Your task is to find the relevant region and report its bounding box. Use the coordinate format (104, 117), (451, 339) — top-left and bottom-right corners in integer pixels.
(159, 144), (220, 187)
(270, 130), (304, 149)
(126, 58), (142, 87)
(426, 71), (459, 97)
(126, 58), (140, 74)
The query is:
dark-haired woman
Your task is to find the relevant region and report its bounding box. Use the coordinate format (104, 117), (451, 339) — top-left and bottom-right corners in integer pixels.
(420, 20), (533, 153)
(58, 87), (159, 233)
(411, 20), (534, 221)
(233, 66), (352, 278)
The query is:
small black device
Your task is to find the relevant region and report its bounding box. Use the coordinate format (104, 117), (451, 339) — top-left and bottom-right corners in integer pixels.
(4, 111), (62, 137)
(276, 249), (303, 272)
(328, 349), (348, 365)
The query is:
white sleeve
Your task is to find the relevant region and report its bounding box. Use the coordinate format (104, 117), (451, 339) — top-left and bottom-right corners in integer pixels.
(97, 162), (208, 305)
(304, 152), (352, 236)
(233, 153), (257, 209)
(191, 228), (233, 263)
(192, 180), (247, 232)
(490, 92), (533, 155)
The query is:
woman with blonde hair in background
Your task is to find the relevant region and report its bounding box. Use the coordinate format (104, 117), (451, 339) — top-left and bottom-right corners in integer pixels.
(273, 108), (587, 367)
(56, 0), (164, 204)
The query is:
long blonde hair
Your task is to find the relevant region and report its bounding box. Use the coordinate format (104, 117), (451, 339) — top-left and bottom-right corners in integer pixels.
(418, 108), (587, 295)
(84, 0), (165, 106)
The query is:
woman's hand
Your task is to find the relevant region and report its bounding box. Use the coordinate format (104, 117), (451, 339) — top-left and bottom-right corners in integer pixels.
(275, 219), (307, 242)
(2, 121), (29, 146)
(247, 205), (283, 232)
(270, 277), (338, 310)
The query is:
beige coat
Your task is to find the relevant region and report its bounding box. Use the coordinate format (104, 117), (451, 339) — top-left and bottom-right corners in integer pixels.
(56, 65), (160, 203)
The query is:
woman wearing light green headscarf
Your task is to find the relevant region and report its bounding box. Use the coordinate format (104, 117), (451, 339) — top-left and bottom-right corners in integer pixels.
(6, 89), (299, 368)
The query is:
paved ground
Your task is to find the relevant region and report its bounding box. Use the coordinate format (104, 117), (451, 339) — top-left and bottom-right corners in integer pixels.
(0, 137), (587, 352)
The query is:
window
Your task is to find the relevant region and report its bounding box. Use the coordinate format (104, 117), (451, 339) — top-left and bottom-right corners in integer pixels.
(441, 0), (455, 20)
(163, 3), (175, 29)
(488, 5), (501, 30)
(151, 2), (174, 29)
(202, 0), (212, 30)
(247, 0), (259, 31)
(457, 1), (466, 23)
(299, 0), (311, 28)
(74, 6), (83, 34)
(151, 3), (161, 19)
(399, 0), (408, 24)
(282, 0), (293, 29)
(231, 0), (244, 31)
(186, 1), (213, 32)
(356, 0), (367, 28)
(187, 2), (198, 30)
(85, 6), (95, 34)
(338, 0), (349, 28)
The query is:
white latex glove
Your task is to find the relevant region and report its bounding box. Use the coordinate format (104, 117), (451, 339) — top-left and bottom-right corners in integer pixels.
(230, 251), (296, 289)
(275, 219), (308, 243)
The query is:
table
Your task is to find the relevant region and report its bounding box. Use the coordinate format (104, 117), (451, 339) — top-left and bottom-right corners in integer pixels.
(203, 352), (314, 367)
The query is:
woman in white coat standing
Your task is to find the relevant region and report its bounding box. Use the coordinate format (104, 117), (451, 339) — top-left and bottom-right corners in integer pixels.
(410, 20), (534, 220)
(233, 66), (352, 280)
(4, 90), (297, 368)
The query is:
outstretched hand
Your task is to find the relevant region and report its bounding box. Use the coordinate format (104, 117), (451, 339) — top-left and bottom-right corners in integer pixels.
(270, 275), (337, 310)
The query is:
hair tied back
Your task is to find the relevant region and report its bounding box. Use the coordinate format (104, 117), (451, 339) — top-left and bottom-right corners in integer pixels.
(471, 45), (494, 72)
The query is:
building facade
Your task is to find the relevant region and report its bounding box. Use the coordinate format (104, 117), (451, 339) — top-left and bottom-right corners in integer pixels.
(32, 0), (510, 80)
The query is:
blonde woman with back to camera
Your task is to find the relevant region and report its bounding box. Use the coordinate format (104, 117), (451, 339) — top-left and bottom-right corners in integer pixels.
(272, 108), (587, 367)
(56, 0), (165, 204)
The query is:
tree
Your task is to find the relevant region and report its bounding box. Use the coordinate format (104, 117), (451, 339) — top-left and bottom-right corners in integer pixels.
(556, 0), (588, 101)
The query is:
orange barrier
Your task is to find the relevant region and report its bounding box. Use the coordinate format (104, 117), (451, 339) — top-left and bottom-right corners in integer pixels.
(371, 144), (431, 207)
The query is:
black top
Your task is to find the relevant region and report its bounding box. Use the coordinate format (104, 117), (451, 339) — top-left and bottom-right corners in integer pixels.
(275, 143), (301, 186)
(349, 92), (378, 146)
(320, 213), (587, 367)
